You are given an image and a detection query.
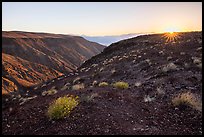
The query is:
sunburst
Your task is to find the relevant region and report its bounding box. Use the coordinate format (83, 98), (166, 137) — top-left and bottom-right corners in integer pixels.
(162, 27), (181, 43)
(162, 32), (180, 43)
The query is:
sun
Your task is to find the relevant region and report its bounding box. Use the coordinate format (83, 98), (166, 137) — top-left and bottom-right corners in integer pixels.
(169, 31), (174, 34)
(164, 27), (180, 34)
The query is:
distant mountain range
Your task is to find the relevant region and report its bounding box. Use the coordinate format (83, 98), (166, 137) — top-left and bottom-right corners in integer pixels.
(2, 31), (105, 94)
(82, 33), (145, 46)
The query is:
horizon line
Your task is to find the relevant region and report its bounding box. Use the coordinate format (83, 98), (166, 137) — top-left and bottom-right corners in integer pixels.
(2, 29), (202, 37)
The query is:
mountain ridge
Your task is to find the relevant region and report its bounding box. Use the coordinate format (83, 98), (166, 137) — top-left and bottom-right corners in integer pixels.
(2, 31), (105, 94)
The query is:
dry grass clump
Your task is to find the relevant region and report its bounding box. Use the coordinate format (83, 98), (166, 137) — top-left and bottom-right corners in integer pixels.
(61, 83), (71, 91)
(61, 85), (68, 91)
(98, 82), (109, 87)
(72, 83), (85, 90)
(42, 89), (58, 96)
(80, 93), (99, 103)
(73, 77), (81, 84)
(162, 63), (178, 72)
(113, 81), (129, 89)
(47, 95), (79, 119)
(172, 91), (202, 112)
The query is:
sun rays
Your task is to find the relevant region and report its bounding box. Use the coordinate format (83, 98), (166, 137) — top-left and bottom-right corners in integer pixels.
(162, 32), (181, 43)
(162, 27), (181, 43)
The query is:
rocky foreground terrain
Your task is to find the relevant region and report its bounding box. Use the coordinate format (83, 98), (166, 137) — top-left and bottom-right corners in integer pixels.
(2, 31), (105, 94)
(2, 31), (202, 135)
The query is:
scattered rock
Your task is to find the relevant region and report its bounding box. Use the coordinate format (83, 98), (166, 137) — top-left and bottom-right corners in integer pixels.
(144, 95), (155, 102)
(99, 67), (104, 72)
(159, 51), (164, 55)
(197, 63), (202, 69)
(156, 87), (165, 95)
(192, 57), (201, 64)
(41, 84), (46, 87)
(91, 64), (98, 67)
(180, 52), (186, 55)
(135, 82), (142, 87)
(196, 47), (202, 51)
(34, 87), (38, 90)
(73, 77), (81, 84)
(9, 107), (13, 112)
(184, 63), (190, 69)
(92, 80), (98, 86)
(118, 58), (123, 61)
(57, 77), (64, 80)
(167, 56), (173, 61)
(111, 69), (116, 74)
(80, 68), (86, 72)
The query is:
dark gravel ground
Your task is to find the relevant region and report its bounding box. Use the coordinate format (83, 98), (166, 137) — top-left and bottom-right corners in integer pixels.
(2, 31), (202, 135)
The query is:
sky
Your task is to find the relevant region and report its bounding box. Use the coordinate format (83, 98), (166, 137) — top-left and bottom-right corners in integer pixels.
(2, 2), (202, 36)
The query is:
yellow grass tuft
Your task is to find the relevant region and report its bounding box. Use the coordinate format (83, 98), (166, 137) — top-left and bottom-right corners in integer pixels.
(172, 91), (202, 112)
(98, 82), (109, 87)
(47, 95), (79, 119)
(113, 81), (129, 89)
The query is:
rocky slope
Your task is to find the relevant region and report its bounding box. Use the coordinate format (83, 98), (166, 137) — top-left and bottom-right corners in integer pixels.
(2, 31), (202, 135)
(2, 31), (105, 94)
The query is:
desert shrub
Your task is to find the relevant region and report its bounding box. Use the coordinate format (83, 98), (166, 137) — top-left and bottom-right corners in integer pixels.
(73, 77), (81, 84)
(113, 81), (129, 89)
(98, 82), (109, 87)
(42, 89), (57, 96)
(61, 83), (70, 91)
(61, 85), (69, 91)
(162, 63), (178, 72)
(72, 83), (85, 90)
(80, 93), (99, 103)
(172, 92), (202, 111)
(47, 95), (79, 119)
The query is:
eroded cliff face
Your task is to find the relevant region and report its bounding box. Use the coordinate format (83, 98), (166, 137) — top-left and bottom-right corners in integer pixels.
(2, 31), (105, 94)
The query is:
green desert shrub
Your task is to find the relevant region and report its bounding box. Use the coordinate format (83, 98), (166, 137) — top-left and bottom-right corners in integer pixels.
(172, 91), (202, 111)
(47, 95), (79, 119)
(98, 82), (109, 87)
(113, 81), (129, 89)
